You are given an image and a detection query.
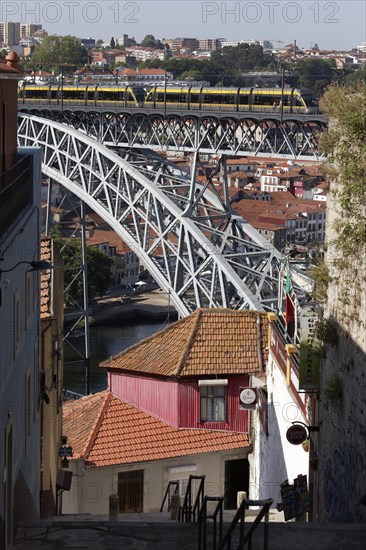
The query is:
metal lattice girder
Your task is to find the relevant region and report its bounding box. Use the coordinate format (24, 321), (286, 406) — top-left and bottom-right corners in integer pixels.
(18, 113), (285, 316)
(19, 108), (326, 161)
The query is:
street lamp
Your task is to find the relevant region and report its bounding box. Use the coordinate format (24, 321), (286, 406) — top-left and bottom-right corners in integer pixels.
(0, 260), (54, 307)
(0, 260), (54, 274)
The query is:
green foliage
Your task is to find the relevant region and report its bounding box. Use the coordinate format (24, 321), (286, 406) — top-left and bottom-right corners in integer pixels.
(323, 374), (343, 404)
(139, 43), (274, 86)
(110, 37), (116, 48)
(51, 229), (113, 304)
(140, 34), (162, 49)
(294, 58), (337, 95)
(31, 35), (88, 67)
(319, 83), (366, 257)
(345, 67), (366, 85)
(316, 317), (338, 346)
(310, 261), (332, 302)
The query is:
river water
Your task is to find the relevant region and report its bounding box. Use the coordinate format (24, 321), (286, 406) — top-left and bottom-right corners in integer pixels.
(63, 321), (168, 395)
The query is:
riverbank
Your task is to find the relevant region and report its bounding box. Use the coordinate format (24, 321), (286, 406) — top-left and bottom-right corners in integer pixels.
(90, 289), (178, 326)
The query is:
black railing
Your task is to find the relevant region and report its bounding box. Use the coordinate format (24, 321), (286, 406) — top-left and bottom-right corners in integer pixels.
(0, 155), (32, 237)
(198, 496), (224, 550)
(178, 474), (205, 523)
(160, 480), (179, 513)
(217, 498), (273, 550)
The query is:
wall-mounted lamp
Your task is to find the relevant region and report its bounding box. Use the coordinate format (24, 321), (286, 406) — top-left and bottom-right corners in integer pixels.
(0, 260), (54, 307)
(0, 259), (54, 275)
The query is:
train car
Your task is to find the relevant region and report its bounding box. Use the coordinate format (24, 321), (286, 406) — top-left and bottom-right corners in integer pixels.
(144, 86), (319, 114)
(18, 82), (319, 114)
(18, 82), (145, 108)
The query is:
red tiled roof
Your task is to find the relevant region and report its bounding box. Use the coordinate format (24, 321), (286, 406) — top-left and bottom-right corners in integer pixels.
(63, 391), (250, 467)
(86, 229), (133, 254)
(101, 308), (269, 377)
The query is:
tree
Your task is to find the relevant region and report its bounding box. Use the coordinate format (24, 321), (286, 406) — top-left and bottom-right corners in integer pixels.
(52, 229), (114, 303)
(345, 67), (366, 85)
(110, 37), (116, 48)
(294, 58), (337, 96)
(140, 34), (162, 49)
(31, 35), (88, 67)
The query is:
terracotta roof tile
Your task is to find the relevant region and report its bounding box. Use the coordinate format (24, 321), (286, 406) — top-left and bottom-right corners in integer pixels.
(63, 391), (250, 467)
(101, 308), (269, 377)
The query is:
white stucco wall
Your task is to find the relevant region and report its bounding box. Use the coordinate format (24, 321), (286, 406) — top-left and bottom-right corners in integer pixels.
(249, 352), (309, 507)
(62, 448), (249, 515)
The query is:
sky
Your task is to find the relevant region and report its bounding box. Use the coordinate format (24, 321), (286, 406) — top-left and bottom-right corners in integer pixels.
(2, 0), (366, 51)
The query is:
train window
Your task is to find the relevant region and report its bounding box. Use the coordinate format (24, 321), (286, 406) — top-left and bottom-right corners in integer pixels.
(132, 88), (146, 102)
(156, 92), (165, 102)
(50, 90), (58, 99)
(99, 90), (117, 101)
(166, 92), (179, 102)
(239, 94), (249, 105)
(180, 94), (187, 102)
(302, 94), (318, 107)
(203, 94), (212, 104)
(294, 96), (304, 106)
(87, 91), (95, 100)
(63, 90), (77, 99)
(190, 93), (200, 104)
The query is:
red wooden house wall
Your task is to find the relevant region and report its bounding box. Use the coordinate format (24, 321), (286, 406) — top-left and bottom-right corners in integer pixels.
(109, 372), (250, 433)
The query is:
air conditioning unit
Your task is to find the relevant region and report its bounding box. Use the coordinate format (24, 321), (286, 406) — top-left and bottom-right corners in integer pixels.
(239, 388), (257, 409)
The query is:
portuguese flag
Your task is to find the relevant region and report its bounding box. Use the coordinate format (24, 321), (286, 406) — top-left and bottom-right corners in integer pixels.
(285, 264), (296, 338)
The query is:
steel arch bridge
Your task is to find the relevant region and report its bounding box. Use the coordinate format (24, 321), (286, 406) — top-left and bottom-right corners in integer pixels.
(19, 106), (326, 160)
(18, 113), (286, 317)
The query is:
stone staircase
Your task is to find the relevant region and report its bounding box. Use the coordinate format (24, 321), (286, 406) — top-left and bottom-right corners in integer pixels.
(14, 516), (366, 550)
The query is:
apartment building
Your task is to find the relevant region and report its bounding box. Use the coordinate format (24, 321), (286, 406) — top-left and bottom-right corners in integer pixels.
(20, 23), (42, 40)
(0, 21), (20, 47)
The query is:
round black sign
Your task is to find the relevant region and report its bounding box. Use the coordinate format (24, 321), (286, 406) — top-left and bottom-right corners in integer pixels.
(286, 424), (308, 445)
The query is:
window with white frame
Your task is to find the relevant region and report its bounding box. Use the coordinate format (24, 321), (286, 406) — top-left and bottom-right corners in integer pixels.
(199, 380), (227, 422)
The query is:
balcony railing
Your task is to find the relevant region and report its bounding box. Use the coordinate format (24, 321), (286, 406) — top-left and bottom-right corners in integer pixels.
(0, 155), (32, 237)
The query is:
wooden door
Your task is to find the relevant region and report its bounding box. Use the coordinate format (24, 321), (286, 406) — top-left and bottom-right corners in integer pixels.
(118, 470), (144, 513)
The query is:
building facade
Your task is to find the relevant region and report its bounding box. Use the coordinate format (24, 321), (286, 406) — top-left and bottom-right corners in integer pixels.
(0, 21), (20, 46)
(0, 52), (42, 548)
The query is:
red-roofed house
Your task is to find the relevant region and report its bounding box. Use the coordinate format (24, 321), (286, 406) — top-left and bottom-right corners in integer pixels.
(86, 228), (140, 287)
(62, 309), (309, 516)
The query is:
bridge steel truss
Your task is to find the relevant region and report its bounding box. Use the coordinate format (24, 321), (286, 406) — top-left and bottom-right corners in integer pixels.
(19, 108), (326, 161)
(18, 113), (287, 317)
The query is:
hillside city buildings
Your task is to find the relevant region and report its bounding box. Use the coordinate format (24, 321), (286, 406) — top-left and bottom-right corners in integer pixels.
(1, 21), (366, 71)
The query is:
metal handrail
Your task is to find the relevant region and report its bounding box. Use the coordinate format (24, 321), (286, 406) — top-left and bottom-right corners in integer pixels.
(178, 474), (205, 523)
(159, 480), (179, 513)
(217, 498), (273, 550)
(192, 476), (206, 522)
(198, 496), (224, 550)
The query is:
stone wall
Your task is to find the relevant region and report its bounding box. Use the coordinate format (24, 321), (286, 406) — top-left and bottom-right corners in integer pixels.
(316, 185), (366, 522)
